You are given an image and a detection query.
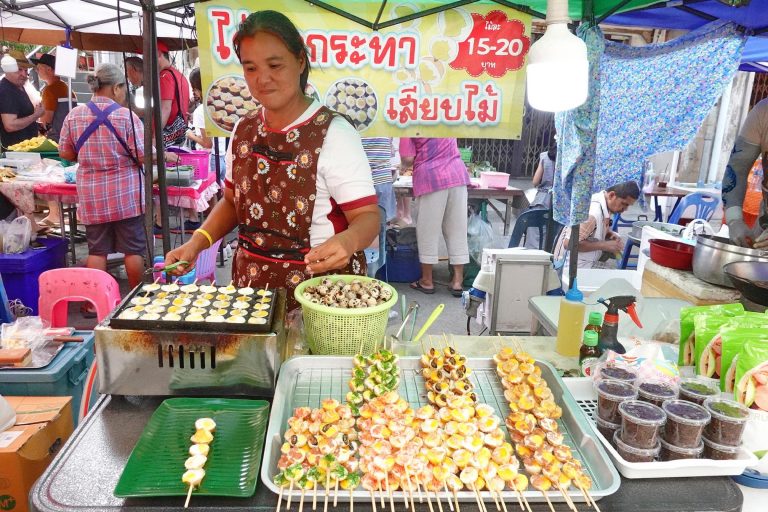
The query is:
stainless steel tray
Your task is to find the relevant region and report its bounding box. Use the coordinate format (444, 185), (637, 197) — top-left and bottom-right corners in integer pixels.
(261, 356), (620, 503)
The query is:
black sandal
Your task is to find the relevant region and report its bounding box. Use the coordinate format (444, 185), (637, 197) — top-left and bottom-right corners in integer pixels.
(410, 281), (435, 295)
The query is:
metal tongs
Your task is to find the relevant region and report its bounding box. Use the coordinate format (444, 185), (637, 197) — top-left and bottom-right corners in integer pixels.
(144, 260), (190, 275)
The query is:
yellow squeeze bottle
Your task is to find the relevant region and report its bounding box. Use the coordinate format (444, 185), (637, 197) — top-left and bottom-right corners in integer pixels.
(555, 282), (586, 357)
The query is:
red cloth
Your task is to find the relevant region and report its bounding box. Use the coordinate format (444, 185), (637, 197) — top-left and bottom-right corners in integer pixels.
(159, 67), (189, 125)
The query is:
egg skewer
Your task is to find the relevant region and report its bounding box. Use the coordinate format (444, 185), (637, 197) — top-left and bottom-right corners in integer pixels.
(182, 417), (215, 508)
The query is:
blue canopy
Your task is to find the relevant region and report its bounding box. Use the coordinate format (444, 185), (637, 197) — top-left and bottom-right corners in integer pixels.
(605, 0), (768, 71)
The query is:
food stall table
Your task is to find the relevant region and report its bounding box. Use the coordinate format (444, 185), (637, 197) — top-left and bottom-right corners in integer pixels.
(528, 296), (691, 337)
(644, 185), (690, 222)
(34, 182), (80, 265)
(31, 370), (743, 511)
(393, 180), (525, 235)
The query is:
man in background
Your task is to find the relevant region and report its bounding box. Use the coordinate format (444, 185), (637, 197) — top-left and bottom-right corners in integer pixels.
(0, 50), (43, 152)
(124, 56), (144, 116)
(554, 181), (640, 279)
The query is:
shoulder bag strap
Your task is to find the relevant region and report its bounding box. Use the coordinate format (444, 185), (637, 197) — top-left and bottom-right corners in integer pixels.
(161, 68), (185, 123)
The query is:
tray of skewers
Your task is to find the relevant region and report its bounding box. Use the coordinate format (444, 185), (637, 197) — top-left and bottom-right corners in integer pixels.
(114, 397), (269, 500)
(261, 343), (620, 511)
(109, 281), (277, 333)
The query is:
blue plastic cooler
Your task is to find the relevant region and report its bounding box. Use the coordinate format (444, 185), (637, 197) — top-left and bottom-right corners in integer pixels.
(0, 331), (96, 427)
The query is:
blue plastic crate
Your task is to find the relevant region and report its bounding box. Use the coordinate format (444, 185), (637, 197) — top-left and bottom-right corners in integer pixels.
(0, 330), (96, 427)
(0, 237), (67, 314)
(379, 245), (421, 283)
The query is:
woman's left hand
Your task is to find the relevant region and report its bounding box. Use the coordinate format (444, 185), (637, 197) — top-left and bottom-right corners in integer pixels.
(304, 232), (355, 274)
(165, 152), (180, 165)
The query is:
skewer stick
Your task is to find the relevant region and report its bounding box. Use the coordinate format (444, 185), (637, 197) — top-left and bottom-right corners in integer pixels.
(378, 479), (384, 508)
(313, 482), (318, 510)
(414, 474), (424, 504)
(518, 489), (532, 512)
(324, 474), (330, 512)
(349, 488), (354, 512)
(408, 474), (416, 511)
(334, 479), (339, 507)
(452, 490), (461, 512)
(471, 485), (483, 512)
(299, 488), (306, 512)
(443, 482), (454, 512)
(498, 491), (508, 512)
(580, 486), (599, 512)
(387, 478), (395, 512)
(424, 483), (435, 512)
(557, 484), (576, 512)
(370, 490), (378, 512)
(277, 484), (285, 512)
(184, 484), (194, 508)
(403, 479), (410, 510)
(491, 489), (501, 511)
(287, 479), (295, 510)
(542, 491), (555, 512)
(433, 487), (444, 512)
(512, 487), (524, 511)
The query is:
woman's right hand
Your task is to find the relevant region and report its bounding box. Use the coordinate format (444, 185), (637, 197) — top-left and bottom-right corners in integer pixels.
(164, 241), (202, 276)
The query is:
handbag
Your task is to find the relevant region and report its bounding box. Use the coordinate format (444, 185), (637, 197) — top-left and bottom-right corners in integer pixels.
(161, 69), (187, 148)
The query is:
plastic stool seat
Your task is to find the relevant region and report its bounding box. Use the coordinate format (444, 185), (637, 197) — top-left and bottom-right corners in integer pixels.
(668, 192), (720, 224)
(152, 238), (223, 284)
(618, 238), (640, 270)
(38, 268), (122, 327)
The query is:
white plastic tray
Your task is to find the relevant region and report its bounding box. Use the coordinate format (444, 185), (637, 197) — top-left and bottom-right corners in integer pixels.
(564, 377), (758, 479)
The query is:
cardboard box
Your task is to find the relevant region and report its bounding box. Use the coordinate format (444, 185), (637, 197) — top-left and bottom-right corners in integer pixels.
(0, 397), (73, 512)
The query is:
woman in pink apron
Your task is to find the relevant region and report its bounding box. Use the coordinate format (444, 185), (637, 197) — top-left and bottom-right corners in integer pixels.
(166, 10), (379, 310)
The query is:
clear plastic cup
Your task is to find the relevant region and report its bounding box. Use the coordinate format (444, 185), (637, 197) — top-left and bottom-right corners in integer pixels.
(678, 378), (720, 405)
(593, 412), (621, 444)
(637, 380), (678, 408)
(703, 398), (750, 447)
(662, 399), (710, 448)
(613, 429), (660, 463)
(596, 379), (638, 423)
(619, 400), (667, 449)
(598, 365), (638, 385)
(702, 436), (741, 461)
(659, 437), (703, 461)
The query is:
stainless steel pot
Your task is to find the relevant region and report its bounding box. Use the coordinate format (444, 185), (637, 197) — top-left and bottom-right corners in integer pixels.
(692, 235), (768, 288)
(629, 221), (684, 240)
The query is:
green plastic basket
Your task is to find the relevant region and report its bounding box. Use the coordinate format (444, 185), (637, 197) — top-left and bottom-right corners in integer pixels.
(459, 147), (473, 165)
(294, 275), (398, 356)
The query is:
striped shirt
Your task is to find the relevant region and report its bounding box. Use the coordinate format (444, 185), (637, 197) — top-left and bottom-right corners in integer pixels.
(59, 96), (145, 225)
(399, 138), (469, 197)
(361, 137), (394, 185)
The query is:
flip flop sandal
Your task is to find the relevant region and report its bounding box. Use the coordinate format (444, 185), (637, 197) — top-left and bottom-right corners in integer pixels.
(449, 287), (464, 297)
(410, 281), (435, 295)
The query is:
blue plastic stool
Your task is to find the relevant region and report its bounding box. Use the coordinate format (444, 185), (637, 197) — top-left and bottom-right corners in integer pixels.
(668, 192), (720, 224)
(618, 238), (640, 269)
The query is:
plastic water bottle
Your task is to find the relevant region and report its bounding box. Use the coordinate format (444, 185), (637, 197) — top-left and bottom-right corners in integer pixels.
(555, 280), (586, 357)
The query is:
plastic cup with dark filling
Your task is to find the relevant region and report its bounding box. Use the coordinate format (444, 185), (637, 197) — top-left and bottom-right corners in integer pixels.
(662, 399), (711, 448)
(658, 437), (703, 461)
(593, 411), (621, 444)
(702, 436), (742, 461)
(596, 379), (638, 423)
(598, 365), (638, 385)
(678, 378), (720, 405)
(619, 400), (667, 449)
(637, 380), (678, 408)
(613, 429), (660, 463)
(703, 398), (750, 446)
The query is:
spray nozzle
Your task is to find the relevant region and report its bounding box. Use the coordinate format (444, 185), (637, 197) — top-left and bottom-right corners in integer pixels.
(597, 295), (643, 328)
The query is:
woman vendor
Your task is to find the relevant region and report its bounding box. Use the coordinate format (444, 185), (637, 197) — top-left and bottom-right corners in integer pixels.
(165, 10), (380, 309)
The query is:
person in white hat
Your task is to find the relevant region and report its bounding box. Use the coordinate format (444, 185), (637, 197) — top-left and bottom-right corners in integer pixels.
(0, 50), (44, 151)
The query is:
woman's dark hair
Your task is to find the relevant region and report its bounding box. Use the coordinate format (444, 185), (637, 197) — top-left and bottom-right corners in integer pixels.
(233, 10), (310, 91)
(189, 67), (202, 92)
(547, 143), (557, 162)
(606, 180), (641, 199)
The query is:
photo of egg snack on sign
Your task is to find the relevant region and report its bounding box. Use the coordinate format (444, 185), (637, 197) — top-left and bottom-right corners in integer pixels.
(325, 78), (378, 132)
(389, 5), (473, 94)
(206, 75), (258, 133)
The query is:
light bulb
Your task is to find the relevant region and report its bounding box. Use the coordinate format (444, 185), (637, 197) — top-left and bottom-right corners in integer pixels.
(526, 23), (589, 112)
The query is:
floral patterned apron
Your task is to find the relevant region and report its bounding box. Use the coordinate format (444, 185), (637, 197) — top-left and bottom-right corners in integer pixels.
(230, 104), (366, 310)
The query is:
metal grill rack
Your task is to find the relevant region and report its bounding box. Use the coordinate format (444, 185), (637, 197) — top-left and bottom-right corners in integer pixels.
(264, 356), (619, 503)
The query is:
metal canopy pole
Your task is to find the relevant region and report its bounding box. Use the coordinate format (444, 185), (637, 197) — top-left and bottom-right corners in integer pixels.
(568, 225), (579, 289)
(141, 2), (156, 267)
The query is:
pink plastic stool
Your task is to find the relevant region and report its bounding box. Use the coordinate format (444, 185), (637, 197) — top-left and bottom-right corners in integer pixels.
(38, 268), (122, 327)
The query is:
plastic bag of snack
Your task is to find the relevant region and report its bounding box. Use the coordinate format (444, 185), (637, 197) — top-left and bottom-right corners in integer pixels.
(678, 303), (744, 366)
(721, 327), (768, 392)
(597, 344), (680, 387)
(735, 339), (768, 412)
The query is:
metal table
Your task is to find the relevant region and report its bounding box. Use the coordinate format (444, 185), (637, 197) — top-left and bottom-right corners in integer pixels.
(31, 394), (743, 512)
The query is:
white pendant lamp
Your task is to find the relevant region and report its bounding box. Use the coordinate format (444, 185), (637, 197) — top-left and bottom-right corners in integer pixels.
(526, 0), (589, 112)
